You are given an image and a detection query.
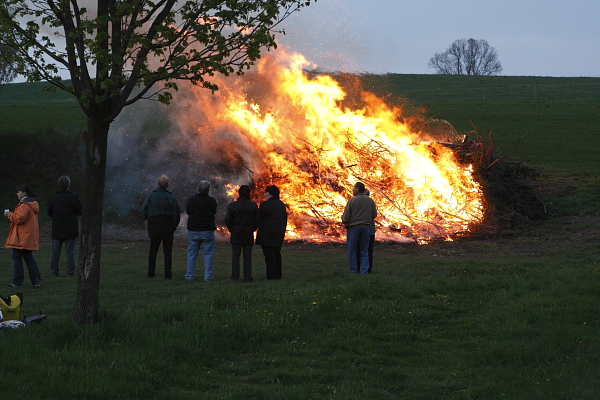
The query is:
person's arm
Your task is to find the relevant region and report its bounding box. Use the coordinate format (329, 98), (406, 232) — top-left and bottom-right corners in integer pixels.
(74, 196), (82, 216)
(141, 196), (149, 219)
(46, 199), (53, 217)
(171, 197), (181, 227)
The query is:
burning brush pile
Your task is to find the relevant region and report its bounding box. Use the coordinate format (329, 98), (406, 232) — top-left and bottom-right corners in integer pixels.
(123, 48), (543, 243)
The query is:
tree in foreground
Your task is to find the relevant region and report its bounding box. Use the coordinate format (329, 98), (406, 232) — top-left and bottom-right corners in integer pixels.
(0, 0), (313, 324)
(428, 38), (502, 76)
(0, 43), (18, 87)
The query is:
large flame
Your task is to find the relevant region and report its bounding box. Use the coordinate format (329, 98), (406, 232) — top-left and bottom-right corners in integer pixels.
(182, 49), (484, 243)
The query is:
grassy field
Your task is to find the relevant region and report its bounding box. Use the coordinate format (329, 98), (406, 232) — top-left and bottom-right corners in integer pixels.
(0, 74), (599, 399)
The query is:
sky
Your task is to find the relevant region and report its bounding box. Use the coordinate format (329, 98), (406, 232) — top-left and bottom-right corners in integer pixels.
(277, 0), (600, 77)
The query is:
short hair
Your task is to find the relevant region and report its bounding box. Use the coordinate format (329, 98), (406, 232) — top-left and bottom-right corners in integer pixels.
(158, 175), (169, 189)
(198, 180), (211, 194)
(365, 188), (370, 196)
(17, 184), (37, 198)
(265, 185), (280, 199)
(58, 175), (71, 190)
(238, 185), (251, 198)
(354, 182), (365, 193)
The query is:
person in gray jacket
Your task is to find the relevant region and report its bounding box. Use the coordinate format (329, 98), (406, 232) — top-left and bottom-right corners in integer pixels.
(142, 175), (180, 279)
(342, 182), (377, 274)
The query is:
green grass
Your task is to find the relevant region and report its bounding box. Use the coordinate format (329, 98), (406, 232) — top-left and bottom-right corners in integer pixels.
(0, 82), (87, 134)
(1, 234), (599, 399)
(1, 74), (600, 398)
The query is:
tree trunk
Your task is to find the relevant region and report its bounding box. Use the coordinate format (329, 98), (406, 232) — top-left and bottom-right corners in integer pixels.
(75, 118), (110, 324)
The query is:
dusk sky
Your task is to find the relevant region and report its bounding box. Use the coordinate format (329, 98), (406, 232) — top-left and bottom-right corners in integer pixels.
(278, 0), (600, 77)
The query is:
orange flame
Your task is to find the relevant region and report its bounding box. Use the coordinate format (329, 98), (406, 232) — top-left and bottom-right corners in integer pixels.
(184, 49), (484, 242)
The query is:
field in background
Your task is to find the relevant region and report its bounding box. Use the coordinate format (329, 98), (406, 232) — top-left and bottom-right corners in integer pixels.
(0, 74), (599, 398)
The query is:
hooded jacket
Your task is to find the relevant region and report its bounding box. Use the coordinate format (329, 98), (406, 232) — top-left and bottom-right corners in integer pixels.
(6, 198), (40, 250)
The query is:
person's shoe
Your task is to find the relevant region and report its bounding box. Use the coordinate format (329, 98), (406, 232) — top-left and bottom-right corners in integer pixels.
(33, 283), (41, 288)
(51, 273), (60, 277)
(67, 274), (74, 277)
(7, 283), (23, 288)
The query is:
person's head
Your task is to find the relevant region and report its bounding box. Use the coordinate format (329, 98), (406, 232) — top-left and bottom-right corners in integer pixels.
(353, 182), (365, 195)
(265, 185), (280, 199)
(17, 184), (36, 199)
(158, 174), (170, 189)
(365, 188), (370, 197)
(198, 180), (211, 194)
(238, 185), (251, 199)
(58, 175), (71, 190)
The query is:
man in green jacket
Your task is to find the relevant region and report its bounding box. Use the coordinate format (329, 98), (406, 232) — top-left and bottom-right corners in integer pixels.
(142, 175), (180, 279)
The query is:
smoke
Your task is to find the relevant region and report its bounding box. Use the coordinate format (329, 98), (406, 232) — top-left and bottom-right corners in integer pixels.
(104, 69), (273, 237)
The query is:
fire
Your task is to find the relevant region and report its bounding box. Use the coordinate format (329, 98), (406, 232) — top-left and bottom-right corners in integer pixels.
(184, 49), (484, 242)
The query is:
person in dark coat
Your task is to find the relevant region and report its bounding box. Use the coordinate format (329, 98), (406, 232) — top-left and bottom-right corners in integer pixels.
(47, 176), (82, 277)
(225, 185), (259, 282)
(141, 175), (180, 279)
(255, 185), (288, 280)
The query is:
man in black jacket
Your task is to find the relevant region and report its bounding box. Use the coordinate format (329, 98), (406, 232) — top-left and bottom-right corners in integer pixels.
(47, 175), (82, 277)
(256, 185), (288, 280)
(185, 180), (218, 281)
(225, 185), (259, 282)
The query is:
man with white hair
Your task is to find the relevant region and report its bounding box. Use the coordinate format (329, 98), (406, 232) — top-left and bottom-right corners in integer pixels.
(185, 180), (218, 282)
(142, 175), (180, 279)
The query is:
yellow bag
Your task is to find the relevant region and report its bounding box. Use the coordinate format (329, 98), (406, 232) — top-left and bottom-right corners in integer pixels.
(0, 293), (23, 321)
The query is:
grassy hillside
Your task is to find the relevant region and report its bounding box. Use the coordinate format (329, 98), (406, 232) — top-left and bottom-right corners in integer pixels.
(0, 75), (599, 399)
(0, 75), (599, 217)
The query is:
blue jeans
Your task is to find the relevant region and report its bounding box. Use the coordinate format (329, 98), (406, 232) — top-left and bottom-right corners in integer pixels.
(51, 238), (77, 276)
(347, 225), (370, 274)
(186, 231), (216, 281)
(12, 249), (41, 286)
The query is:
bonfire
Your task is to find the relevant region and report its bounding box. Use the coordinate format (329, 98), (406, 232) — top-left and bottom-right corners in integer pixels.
(174, 49), (485, 243)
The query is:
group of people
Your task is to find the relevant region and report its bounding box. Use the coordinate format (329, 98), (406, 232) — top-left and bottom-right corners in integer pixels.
(4, 175), (376, 288)
(142, 176), (288, 282)
(144, 176), (377, 281)
(4, 176), (81, 288)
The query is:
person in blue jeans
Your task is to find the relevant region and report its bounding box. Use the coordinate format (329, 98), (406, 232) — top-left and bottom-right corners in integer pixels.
(342, 182), (377, 275)
(185, 180), (218, 281)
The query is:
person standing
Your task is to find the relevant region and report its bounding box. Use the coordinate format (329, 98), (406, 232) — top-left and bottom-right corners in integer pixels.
(47, 175), (82, 277)
(225, 185), (259, 282)
(141, 175), (180, 279)
(4, 184), (42, 288)
(186, 180), (217, 282)
(256, 185), (288, 280)
(355, 188), (376, 274)
(342, 182), (377, 275)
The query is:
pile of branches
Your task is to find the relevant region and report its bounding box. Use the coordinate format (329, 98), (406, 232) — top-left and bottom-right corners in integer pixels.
(448, 130), (547, 234)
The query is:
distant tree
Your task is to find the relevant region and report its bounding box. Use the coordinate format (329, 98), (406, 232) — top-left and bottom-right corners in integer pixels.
(0, 0), (313, 324)
(428, 38), (502, 76)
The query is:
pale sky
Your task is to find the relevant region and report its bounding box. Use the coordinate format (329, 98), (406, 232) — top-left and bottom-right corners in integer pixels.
(277, 0), (600, 77)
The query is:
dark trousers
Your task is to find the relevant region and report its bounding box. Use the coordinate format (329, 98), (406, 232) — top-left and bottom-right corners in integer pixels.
(356, 234), (375, 273)
(262, 246), (282, 280)
(50, 238), (76, 277)
(148, 216), (174, 279)
(231, 244), (253, 282)
(12, 249), (41, 286)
